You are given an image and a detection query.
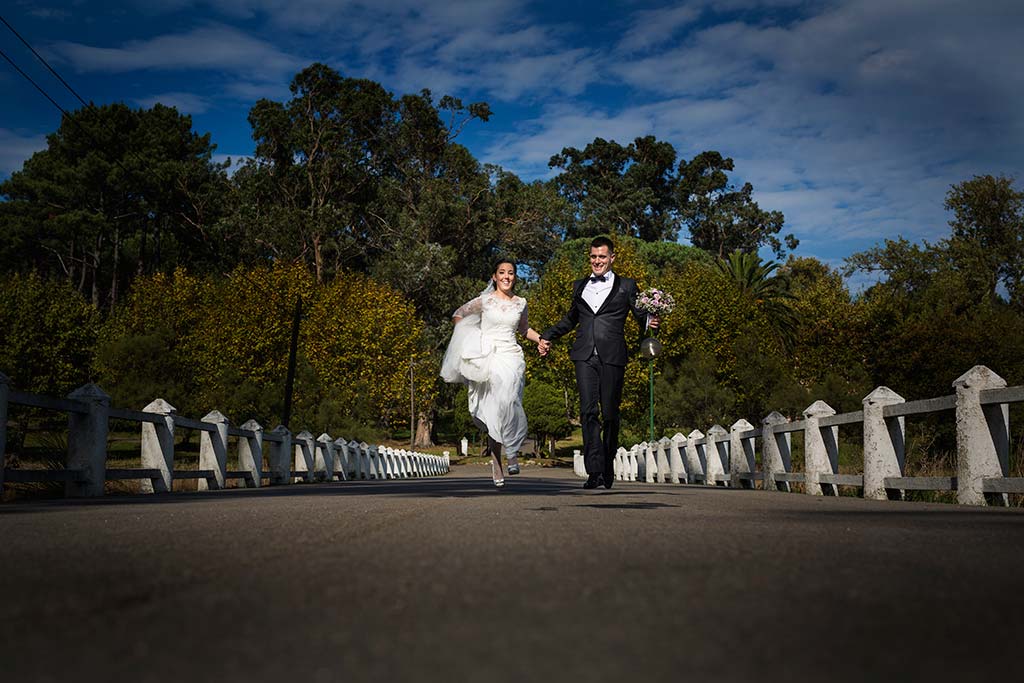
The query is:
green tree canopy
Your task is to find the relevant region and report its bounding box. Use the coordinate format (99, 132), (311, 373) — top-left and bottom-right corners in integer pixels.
(0, 103), (229, 309)
(549, 135), (679, 241)
(676, 151), (796, 259)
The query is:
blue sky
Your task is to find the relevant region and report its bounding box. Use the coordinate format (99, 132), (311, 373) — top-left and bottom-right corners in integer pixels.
(2, 0), (1022, 280)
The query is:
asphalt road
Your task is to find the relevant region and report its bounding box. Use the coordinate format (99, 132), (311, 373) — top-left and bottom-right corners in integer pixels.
(1, 464), (1022, 682)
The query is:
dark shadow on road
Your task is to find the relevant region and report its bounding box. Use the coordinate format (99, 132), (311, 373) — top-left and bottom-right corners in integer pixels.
(575, 502), (681, 510)
(0, 475), (688, 514)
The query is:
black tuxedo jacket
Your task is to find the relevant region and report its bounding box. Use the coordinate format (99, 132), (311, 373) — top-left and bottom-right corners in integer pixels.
(541, 273), (648, 366)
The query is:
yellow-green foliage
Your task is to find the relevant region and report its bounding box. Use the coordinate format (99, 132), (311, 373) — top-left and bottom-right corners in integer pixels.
(305, 270), (437, 427)
(96, 263), (433, 430)
(0, 272), (98, 395)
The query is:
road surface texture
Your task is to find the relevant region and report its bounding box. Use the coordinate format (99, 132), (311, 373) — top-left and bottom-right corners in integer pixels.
(1, 464), (1022, 682)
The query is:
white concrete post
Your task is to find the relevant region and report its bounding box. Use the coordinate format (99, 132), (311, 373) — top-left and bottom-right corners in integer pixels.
(0, 372), (9, 490)
(394, 449), (407, 478)
(141, 398), (176, 493)
(443, 451), (450, 473)
(573, 448), (586, 478)
(268, 426), (292, 485)
(762, 412), (790, 492)
(331, 438), (349, 481)
(356, 441), (369, 479)
(348, 439), (363, 479)
(862, 387), (905, 501)
(685, 430), (704, 485)
(656, 437), (672, 483)
(293, 431), (315, 482)
(705, 424), (728, 486)
(669, 433), (687, 484)
(729, 420), (756, 489)
(628, 445), (638, 481)
(317, 434), (336, 481)
(198, 410), (229, 491)
(954, 366), (1009, 506)
(65, 384), (111, 497)
(614, 447), (626, 481)
(238, 419), (263, 488)
(802, 401), (838, 496)
(644, 441), (657, 483)
(368, 444), (381, 478)
(460, 437), (468, 457)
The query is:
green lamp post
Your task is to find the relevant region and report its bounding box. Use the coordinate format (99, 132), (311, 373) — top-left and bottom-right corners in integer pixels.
(639, 336), (663, 443)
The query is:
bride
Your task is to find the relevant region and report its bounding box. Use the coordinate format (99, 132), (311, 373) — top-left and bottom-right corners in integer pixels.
(441, 259), (545, 487)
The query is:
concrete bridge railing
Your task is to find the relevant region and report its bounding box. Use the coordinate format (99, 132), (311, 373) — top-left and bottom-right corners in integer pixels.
(0, 374), (449, 498)
(618, 365), (1024, 506)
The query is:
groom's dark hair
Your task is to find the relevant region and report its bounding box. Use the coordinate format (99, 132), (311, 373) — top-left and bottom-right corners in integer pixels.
(590, 235), (615, 252)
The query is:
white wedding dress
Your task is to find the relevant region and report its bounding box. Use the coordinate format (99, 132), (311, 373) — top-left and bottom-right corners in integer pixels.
(440, 291), (529, 455)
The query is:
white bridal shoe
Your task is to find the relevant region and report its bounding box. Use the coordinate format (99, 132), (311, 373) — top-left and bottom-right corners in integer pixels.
(490, 456), (505, 488)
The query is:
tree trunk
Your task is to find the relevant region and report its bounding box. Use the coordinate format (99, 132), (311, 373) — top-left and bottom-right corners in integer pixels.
(313, 233), (323, 283)
(90, 232), (102, 309)
(414, 412), (434, 448)
(549, 436), (557, 460)
(109, 224), (120, 308)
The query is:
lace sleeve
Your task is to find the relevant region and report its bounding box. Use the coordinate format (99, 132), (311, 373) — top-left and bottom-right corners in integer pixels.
(453, 295), (483, 319)
(517, 299), (529, 337)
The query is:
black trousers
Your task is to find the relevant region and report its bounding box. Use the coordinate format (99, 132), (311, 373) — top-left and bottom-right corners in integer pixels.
(575, 350), (625, 476)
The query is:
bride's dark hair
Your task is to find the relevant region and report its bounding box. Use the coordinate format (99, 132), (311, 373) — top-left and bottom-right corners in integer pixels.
(491, 258), (517, 292)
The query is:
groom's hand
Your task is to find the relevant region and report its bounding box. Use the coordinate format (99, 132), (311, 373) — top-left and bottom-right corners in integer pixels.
(648, 315), (661, 329)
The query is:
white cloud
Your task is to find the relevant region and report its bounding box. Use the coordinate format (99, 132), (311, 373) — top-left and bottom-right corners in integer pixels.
(617, 4), (702, 54)
(49, 24), (304, 80)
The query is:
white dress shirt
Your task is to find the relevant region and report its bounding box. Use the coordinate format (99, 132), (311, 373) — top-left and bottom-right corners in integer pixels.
(582, 270), (615, 313)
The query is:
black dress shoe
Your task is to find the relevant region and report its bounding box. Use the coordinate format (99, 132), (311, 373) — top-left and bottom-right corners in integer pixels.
(583, 474), (602, 489)
(603, 472), (614, 489)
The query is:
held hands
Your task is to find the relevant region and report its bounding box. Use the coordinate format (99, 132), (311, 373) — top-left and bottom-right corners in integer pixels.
(537, 338), (551, 356)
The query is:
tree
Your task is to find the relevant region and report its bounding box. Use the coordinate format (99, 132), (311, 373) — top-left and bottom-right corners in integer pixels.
(522, 380), (574, 456)
(676, 151), (796, 259)
(549, 136), (679, 241)
(95, 264), (437, 435)
(0, 272), (98, 396)
(240, 63), (397, 282)
(944, 174), (1024, 307)
(0, 103), (229, 308)
(715, 250), (798, 349)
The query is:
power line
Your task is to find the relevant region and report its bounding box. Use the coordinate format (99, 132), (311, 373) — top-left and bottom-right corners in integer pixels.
(0, 44), (75, 120)
(0, 13), (89, 108)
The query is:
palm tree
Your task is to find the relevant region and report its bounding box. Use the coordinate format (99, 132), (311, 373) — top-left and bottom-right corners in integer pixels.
(715, 250), (798, 349)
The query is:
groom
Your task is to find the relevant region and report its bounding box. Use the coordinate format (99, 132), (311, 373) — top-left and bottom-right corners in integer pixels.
(539, 236), (658, 489)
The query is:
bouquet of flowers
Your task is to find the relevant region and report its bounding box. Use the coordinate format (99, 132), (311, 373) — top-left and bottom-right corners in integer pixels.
(635, 288), (675, 317)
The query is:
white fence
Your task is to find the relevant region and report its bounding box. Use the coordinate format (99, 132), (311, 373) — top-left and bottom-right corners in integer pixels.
(0, 373), (449, 498)
(612, 365), (1023, 506)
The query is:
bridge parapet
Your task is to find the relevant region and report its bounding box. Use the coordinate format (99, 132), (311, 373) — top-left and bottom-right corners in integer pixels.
(0, 384), (449, 499)
(625, 365), (1024, 507)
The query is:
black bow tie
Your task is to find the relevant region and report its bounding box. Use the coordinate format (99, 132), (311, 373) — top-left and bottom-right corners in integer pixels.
(589, 274), (607, 283)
